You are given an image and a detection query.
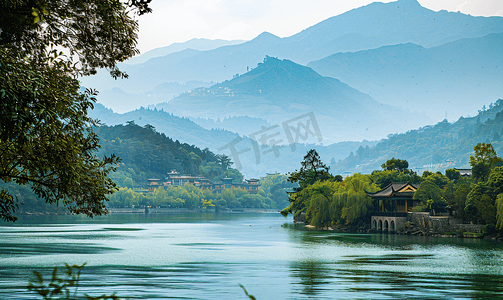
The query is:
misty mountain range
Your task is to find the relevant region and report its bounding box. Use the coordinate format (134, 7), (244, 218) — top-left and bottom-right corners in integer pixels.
(331, 99), (503, 175)
(85, 0), (503, 175)
(82, 0), (503, 122)
(125, 38), (246, 65)
(157, 56), (427, 143)
(90, 104), (377, 178)
(308, 32), (503, 120)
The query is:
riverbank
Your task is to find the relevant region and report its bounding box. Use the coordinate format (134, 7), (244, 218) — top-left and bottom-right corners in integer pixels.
(299, 219), (503, 242)
(17, 207), (281, 217)
(108, 207), (280, 214)
(294, 210), (503, 241)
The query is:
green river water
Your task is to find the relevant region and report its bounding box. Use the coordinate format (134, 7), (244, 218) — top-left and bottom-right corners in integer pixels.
(1, 213), (503, 299)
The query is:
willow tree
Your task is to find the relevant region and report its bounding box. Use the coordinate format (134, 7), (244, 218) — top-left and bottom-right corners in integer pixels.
(307, 194), (331, 229)
(288, 173), (378, 227)
(0, 0), (152, 221)
(496, 194), (503, 230)
(332, 173), (378, 225)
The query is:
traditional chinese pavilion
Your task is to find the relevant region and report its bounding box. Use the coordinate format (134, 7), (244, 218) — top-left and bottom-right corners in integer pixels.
(149, 170), (260, 194)
(454, 168), (472, 178)
(212, 177), (260, 194)
(147, 178), (163, 192)
(365, 182), (420, 232)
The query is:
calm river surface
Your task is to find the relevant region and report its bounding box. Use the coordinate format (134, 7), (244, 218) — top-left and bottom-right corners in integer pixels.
(1, 213), (503, 299)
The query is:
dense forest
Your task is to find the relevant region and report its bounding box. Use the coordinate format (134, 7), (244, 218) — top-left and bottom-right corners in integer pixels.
(99, 123), (295, 209)
(284, 145), (503, 232)
(331, 99), (503, 174)
(2, 123), (295, 214)
(95, 122), (243, 186)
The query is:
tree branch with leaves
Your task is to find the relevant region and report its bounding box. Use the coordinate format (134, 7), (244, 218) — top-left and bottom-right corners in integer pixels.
(0, 1), (152, 221)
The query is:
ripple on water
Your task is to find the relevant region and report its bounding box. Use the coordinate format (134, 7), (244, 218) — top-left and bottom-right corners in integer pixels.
(2, 214), (503, 299)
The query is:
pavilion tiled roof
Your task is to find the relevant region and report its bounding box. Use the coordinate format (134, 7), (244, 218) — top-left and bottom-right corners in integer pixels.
(454, 168), (472, 177)
(365, 182), (419, 198)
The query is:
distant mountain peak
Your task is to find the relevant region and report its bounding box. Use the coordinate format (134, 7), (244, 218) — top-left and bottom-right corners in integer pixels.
(215, 56), (348, 99)
(125, 38), (246, 65)
(244, 32), (282, 49)
(253, 31), (281, 41)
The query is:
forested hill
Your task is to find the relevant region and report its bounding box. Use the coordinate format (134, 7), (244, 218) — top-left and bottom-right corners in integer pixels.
(89, 103), (378, 178)
(331, 100), (503, 174)
(95, 124), (241, 187)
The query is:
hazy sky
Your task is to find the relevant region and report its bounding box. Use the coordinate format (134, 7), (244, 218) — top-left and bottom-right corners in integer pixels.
(136, 0), (503, 54)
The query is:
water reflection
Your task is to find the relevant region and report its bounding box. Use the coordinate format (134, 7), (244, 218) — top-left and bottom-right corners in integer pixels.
(2, 214), (503, 299)
(282, 225), (503, 298)
(283, 224), (503, 250)
(290, 260), (332, 296)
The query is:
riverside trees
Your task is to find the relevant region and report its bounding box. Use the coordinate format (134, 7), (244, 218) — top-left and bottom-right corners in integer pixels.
(0, 1), (152, 221)
(283, 144), (503, 231)
(282, 149), (377, 228)
(107, 174), (290, 210)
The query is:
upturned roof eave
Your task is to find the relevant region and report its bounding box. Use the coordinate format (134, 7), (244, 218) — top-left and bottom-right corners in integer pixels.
(365, 182), (420, 198)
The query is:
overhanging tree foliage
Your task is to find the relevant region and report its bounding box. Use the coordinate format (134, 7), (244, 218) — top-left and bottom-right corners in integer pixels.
(1, 0), (151, 78)
(0, 0), (151, 221)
